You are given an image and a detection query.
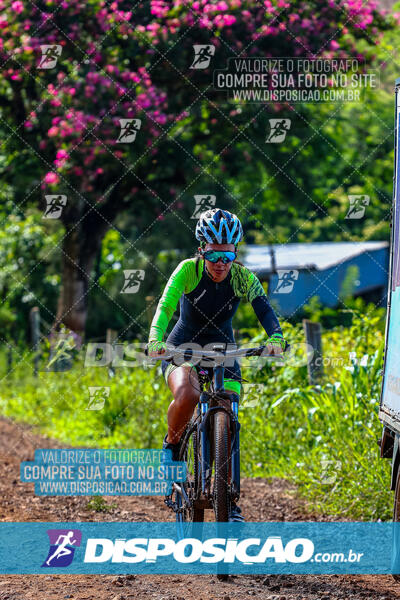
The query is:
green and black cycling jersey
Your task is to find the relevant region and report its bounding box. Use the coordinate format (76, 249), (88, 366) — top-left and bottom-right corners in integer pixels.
(149, 257), (282, 348)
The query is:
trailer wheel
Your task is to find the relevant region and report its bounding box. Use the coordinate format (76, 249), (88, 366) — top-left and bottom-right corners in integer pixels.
(393, 467), (400, 582)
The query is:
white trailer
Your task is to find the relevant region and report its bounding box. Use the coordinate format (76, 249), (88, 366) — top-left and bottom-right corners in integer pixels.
(379, 77), (400, 523)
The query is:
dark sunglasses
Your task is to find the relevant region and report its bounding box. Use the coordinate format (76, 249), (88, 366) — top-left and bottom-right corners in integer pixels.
(202, 250), (237, 264)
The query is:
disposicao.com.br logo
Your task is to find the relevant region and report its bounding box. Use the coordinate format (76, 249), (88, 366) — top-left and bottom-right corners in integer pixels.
(83, 536), (314, 564)
(31, 525), (370, 574)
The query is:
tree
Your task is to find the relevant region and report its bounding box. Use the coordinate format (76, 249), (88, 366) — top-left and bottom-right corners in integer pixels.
(0, 0), (390, 336)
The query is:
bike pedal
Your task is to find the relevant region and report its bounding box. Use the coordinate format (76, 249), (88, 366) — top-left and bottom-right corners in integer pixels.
(164, 496), (175, 510)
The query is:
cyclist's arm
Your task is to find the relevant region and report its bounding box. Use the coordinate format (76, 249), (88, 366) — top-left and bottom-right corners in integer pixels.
(148, 259), (194, 342)
(247, 271), (282, 336)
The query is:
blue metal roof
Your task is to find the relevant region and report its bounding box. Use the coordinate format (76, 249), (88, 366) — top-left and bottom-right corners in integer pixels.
(241, 241), (389, 317)
(241, 241), (388, 274)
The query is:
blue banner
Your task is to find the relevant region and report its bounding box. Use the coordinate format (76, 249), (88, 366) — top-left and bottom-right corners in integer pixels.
(20, 449), (186, 496)
(2, 522), (400, 574)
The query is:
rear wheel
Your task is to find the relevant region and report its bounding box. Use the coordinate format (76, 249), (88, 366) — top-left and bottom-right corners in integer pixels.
(213, 409), (230, 522)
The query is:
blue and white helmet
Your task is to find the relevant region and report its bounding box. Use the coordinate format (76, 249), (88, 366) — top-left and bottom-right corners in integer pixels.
(195, 208), (243, 245)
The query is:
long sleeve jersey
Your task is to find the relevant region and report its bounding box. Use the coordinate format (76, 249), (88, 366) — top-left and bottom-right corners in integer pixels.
(148, 257), (282, 347)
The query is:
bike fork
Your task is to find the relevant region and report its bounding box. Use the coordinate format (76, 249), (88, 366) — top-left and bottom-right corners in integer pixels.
(231, 397), (241, 500)
(199, 392), (210, 494)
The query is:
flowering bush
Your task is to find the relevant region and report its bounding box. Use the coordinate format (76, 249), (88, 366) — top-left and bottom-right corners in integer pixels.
(0, 0), (390, 193)
(0, 0), (392, 332)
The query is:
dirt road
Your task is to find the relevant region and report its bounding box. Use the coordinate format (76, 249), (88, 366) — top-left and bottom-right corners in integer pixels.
(0, 416), (398, 600)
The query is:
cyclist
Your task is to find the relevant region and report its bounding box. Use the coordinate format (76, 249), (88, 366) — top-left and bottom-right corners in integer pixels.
(146, 208), (285, 521)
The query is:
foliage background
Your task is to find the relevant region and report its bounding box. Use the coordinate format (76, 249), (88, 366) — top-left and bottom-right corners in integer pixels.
(0, 0), (399, 519)
(0, 302), (389, 520)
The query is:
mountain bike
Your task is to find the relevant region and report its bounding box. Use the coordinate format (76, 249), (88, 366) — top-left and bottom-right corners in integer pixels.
(148, 343), (286, 532)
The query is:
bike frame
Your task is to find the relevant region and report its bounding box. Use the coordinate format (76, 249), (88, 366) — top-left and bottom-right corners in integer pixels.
(197, 345), (241, 504)
(146, 342), (287, 517)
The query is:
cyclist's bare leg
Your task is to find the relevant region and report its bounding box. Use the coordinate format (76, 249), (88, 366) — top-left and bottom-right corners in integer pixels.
(166, 366), (200, 444)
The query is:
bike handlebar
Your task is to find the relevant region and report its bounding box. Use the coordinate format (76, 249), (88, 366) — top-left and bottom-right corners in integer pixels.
(145, 343), (289, 362)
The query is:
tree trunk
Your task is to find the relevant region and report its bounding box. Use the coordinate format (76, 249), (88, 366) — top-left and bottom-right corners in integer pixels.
(55, 214), (109, 339)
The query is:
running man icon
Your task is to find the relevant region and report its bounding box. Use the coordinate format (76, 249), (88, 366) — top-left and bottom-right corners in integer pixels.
(121, 269), (145, 293)
(38, 45), (62, 69)
(274, 269), (299, 294)
(46, 532), (76, 566)
(266, 119), (291, 143)
(42, 529), (82, 568)
(345, 195), (370, 219)
(190, 45), (215, 69)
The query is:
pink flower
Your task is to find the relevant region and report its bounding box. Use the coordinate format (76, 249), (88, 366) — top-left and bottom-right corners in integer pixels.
(56, 149), (69, 160)
(48, 126), (59, 137)
(330, 40), (340, 50)
(11, 0), (23, 13)
(44, 172), (60, 184)
(223, 14), (236, 26)
(214, 13), (236, 27)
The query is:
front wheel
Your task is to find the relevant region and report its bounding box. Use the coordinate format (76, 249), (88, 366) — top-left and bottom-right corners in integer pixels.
(213, 410), (230, 523)
(213, 409), (231, 582)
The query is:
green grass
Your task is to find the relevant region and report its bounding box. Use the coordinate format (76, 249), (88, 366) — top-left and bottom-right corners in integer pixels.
(239, 307), (392, 520)
(0, 305), (392, 520)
